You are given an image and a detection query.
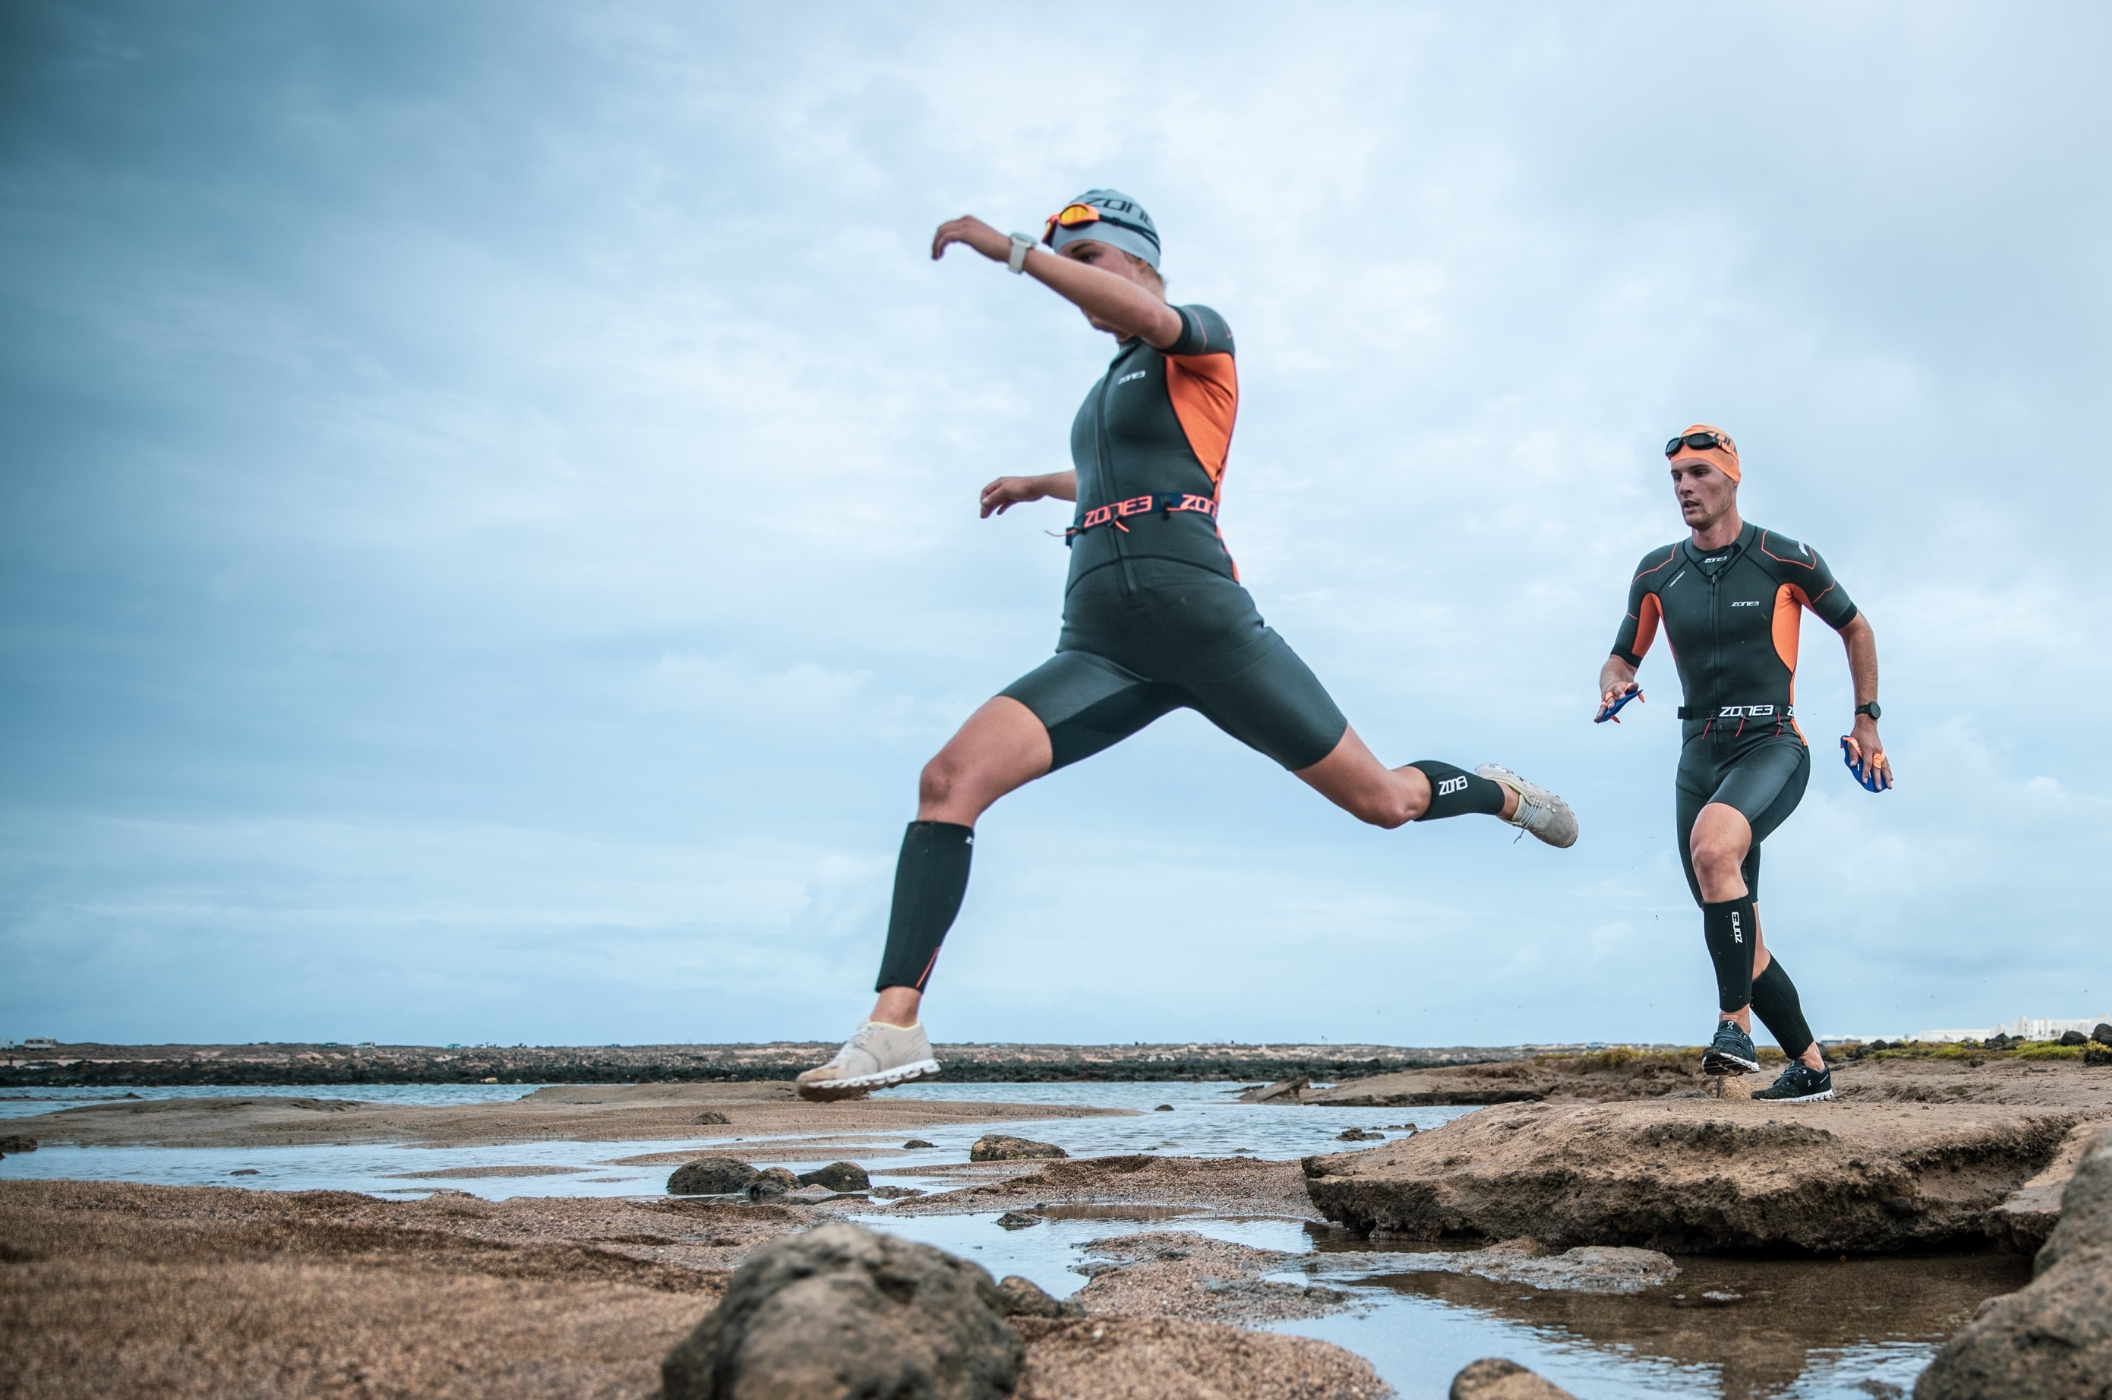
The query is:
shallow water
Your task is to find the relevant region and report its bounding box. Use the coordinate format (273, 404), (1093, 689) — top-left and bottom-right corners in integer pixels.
(868, 1207), (2023, 1400)
(0, 1082), (539, 1121)
(0, 1078), (2023, 1398)
(0, 1078), (1468, 1195)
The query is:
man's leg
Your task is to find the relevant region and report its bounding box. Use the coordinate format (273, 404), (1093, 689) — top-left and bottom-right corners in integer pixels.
(868, 696), (1052, 1028)
(1690, 740), (1823, 1072)
(1689, 801), (1762, 1023)
(1749, 918), (1822, 1071)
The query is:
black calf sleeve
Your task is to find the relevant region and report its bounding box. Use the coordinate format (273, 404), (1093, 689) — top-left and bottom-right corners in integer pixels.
(1408, 761), (1506, 821)
(1701, 895), (1758, 1012)
(1751, 958), (1816, 1060)
(873, 821), (974, 993)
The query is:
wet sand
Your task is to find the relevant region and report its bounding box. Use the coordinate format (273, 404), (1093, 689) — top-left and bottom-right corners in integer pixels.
(0, 1178), (1384, 1399)
(14, 1080), (1127, 1150)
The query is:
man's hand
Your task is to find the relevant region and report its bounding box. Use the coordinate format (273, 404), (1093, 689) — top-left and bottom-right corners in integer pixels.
(1596, 681), (1643, 724)
(932, 215), (1011, 263)
(1596, 656), (1642, 723)
(1841, 717), (1893, 791)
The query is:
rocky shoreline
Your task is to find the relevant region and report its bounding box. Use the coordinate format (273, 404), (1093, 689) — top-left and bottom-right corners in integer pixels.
(0, 1039), (1556, 1088)
(8, 1049), (2110, 1397)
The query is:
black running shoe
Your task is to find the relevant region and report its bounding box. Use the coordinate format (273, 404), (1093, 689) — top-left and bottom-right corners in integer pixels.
(1752, 1061), (1834, 1102)
(1702, 1019), (1759, 1075)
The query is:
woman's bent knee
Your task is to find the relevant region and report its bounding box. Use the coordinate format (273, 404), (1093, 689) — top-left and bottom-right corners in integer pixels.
(918, 755), (962, 810)
(1352, 791), (1415, 829)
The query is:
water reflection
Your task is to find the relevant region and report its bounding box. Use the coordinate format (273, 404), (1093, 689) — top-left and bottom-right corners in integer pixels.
(1279, 1236), (2025, 1399)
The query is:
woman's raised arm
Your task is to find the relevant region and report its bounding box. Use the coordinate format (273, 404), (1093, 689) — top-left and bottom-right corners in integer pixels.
(932, 216), (1184, 349)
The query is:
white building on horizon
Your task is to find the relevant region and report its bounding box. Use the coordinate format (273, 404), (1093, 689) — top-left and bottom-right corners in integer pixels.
(1908, 1014), (2109, 1044)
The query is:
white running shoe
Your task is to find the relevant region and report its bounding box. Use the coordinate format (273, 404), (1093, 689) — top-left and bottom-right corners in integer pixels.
(794, 1021), (941, 1102)
(1476, 764), (1578, 849)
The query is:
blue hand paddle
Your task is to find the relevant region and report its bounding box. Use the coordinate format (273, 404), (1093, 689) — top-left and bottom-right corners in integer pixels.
(1841, 736), (1889, 792)
(1595, 689), (1641, 724)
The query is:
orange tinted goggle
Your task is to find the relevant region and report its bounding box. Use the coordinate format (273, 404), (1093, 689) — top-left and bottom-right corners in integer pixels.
(1042, 203), (1105, 243)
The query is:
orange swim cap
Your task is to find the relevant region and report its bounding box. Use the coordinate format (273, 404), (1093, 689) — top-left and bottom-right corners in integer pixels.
(1666, 423), (1740, 483)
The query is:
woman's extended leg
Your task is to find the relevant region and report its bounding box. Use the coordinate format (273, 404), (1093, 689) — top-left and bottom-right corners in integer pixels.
(797, 697), (1051, 1101)
(867, 697), (1050, 1027)
(1292, 725), (1526, 827)
(1296, 726), (1576, 843)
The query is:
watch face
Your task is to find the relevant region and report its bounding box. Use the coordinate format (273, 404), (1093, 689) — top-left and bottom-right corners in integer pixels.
(1860, 702), (1881, 720)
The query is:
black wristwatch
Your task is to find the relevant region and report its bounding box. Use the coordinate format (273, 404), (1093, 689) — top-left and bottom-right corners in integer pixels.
(1855, 702), (1882, 721)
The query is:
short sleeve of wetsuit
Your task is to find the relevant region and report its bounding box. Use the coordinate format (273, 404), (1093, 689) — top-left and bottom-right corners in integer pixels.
(1797, 548), (1858, 629)
(1161, 305), (1239, 485)
(1759, 533), (1858, 630)
(1610, 546), (1674, 666)
(1164, 305), (1234, 358)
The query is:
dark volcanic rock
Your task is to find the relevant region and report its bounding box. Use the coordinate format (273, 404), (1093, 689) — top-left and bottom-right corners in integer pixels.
(796, 1161), (870, 1192)
(0, 1134), (37, 1153)
(969, 1134), (1067, 1162)
(660, 1221), (1023, 1400)
(903, 1139), (935, 1149)
(993, 1274), (1080, 1319)
(1915, 1126), (2112, 1399)
(2094, 1023), (2112, 1046)
(668, 1157), (760, 1196)
(994, 1211), (1041, 1230)
(747, 1167), (799, 1200)
(2059, 1030), (2088, 1047)
(1450, 1357), (1579, 1399)
(1303, 1099), (2090, 1253)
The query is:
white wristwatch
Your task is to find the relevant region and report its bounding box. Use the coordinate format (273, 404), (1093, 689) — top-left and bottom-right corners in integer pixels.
(1007, 233), (1033, 273)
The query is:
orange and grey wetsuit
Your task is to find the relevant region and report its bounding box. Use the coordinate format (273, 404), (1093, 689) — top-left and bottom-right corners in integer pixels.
(1612, 522), (1859, 904)
(999, 304), (1348, 772)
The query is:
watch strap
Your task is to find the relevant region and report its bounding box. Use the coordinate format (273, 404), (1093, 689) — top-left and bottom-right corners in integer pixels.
(1855, 701), (1882, 721)
(1007, 233), (1033, 273)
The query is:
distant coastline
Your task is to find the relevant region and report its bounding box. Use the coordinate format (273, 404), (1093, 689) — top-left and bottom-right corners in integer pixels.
(0, 1039), (1582, 1088)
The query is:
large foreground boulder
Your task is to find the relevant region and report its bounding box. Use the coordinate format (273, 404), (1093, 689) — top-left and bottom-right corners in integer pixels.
(1303, 1098), (2089, 1252)
(662, 1222), (1024, 1400)
(1915, 1126), (2112, 1399)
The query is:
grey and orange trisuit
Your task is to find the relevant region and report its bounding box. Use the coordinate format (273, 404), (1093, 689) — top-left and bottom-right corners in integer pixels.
(871, 190), (1530, 998)
(1610, 519), (1859, 1065)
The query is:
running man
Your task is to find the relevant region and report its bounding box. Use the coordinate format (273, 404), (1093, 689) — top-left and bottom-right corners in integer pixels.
(795, 190), (1577, 1101)
(1598, 426), (1891, 1103)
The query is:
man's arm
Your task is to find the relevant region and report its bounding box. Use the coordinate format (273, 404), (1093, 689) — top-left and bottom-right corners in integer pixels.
(981, 471), (1078, 519)
(931, 216), (1184, 348)
(1839, 613), (1892, 786)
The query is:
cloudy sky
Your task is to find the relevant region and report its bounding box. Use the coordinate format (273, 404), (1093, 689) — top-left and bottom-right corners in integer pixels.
(4, 2), (2106, 1049)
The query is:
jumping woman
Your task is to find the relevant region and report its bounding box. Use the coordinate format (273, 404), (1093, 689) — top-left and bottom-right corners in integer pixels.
(796, 190), (1577, 1100)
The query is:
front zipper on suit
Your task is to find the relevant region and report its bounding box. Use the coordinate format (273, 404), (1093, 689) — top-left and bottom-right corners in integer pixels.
(1096, 346), (1143, 608)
